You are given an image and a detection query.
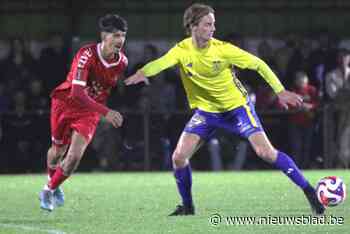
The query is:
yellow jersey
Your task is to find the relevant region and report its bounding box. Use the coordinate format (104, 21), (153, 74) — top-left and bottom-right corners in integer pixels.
(141, 37), (284, 113)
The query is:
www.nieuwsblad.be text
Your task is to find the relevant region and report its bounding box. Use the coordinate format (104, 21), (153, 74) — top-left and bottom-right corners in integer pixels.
(208, 214), (344, 226)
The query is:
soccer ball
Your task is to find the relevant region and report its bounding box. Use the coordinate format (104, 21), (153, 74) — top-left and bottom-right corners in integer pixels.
(316, 176), (346, 207)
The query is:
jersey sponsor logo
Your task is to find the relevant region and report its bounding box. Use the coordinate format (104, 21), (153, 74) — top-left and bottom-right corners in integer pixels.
(187, 113), (206, 128)
(77, 48), (93, 69)
(76, 69), (83, 80)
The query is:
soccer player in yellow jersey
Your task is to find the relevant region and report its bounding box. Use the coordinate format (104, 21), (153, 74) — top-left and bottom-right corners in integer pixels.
(125, 3), (325, 216)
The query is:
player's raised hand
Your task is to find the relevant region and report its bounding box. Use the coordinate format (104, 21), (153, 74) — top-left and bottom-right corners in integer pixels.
(277, 90), (303, 109)
(105, 110), (123, 128)
(124, 70), (149, 86)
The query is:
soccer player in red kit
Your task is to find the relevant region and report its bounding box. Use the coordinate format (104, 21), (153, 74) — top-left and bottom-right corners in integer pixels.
(39, 14), (128, 211)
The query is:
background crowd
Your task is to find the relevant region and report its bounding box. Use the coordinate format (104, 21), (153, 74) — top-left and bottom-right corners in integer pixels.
(0, 28), (349, 173)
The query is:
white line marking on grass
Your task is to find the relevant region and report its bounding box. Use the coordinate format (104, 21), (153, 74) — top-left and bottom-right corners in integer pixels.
(0, 223), (67, 234)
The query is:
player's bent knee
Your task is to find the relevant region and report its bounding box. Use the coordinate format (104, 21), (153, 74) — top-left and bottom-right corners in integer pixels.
(172, 150), (188, 168)
(173, 158), (186, 168)
(255, 147), (276, 163)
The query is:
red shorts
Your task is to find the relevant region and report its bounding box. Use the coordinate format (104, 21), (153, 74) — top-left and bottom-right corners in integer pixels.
(50, 98), (100, 146)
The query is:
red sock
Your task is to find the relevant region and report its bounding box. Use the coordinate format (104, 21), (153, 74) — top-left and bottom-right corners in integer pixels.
(48, 166), (69, 190)
(47, 166), (56, 179)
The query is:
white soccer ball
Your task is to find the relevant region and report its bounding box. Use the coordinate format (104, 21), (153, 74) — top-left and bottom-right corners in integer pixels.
(316, 176), (346, 207)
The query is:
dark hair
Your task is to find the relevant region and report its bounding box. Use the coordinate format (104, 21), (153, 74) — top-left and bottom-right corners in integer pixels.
(98, 14), (128, 33)
(336, 48), (350, 64)
(183, 3), (214, 35)
(337, 48), (350, 57)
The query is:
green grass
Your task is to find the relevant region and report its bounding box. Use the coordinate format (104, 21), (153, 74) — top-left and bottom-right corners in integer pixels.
(0, 170), (349, 234)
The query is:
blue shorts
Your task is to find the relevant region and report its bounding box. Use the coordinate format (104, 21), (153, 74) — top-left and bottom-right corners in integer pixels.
(184, 102), (263, 140)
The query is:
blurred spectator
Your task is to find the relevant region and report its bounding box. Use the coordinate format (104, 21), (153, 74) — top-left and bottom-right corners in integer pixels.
(1, 38), (37, 92)
(122, 43), (178, 170)
(239, 40), (278, 89)
(124, 44), (159, 109)
(148, 76), (176, 114)
(223, 32), (246, 49)
(91, 118), (121, 171)
(208, 138), (222, 171)
(257, 40), (278, 73)
(274, 34), (299, 83)
(2, 90), (36, 172)
(325, 49), (350, 168)
(11, 90), (27, 115)
(152, 77), (177, 169)
(325, 49), (350, 100)
(27, 78), (49, 112)
(285, 37), (313, 89)
(139, 75), (177, 170)
(166, 67), (188, 110)
(288, 71), (319, 168)
(39, 33), (69, 93)
(0, 82), (10, 113)
(307, 29), (338, 98)
(255, 84), (278, 110)
(27, 78), (51, 160)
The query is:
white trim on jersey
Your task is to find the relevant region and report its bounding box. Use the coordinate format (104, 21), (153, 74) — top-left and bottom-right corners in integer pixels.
(97, 42), (122, 68)
(72, 80), (87, 86)
(51, 136), (63, 145)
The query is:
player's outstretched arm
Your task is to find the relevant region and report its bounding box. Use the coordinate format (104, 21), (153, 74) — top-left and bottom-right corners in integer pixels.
(277, 90), (303, 109)
(124, 70), (149, 86)
(125, 46), (180, 86)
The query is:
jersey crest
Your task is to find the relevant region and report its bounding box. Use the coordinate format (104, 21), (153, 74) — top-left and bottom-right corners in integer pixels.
(213, 60), (221, 72)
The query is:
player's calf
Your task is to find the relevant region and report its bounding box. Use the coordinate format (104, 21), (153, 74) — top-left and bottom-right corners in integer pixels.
(61, 153), (84, 175)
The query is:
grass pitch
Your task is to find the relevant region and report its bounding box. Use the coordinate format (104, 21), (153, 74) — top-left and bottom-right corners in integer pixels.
(0, 170), (349, 234)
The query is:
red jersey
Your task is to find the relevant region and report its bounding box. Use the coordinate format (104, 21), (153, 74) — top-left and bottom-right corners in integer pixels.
(51, 43), (127, 105)
(289, 84), (319, 127)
